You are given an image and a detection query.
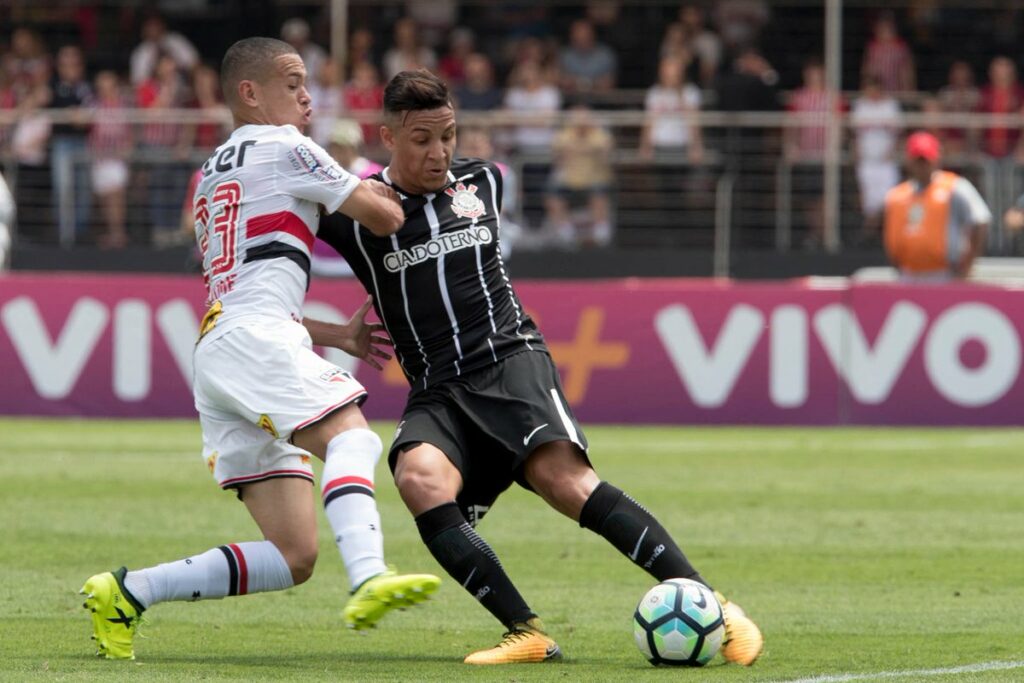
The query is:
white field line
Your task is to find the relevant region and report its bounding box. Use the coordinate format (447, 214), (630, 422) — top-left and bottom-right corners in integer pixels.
(780, 659), (1024, 683)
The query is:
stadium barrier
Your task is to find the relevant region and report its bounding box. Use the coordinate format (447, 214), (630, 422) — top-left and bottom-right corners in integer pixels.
(0, 272), (1020, 425)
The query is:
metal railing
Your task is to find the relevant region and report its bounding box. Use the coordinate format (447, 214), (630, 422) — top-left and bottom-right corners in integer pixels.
(4, 107), (1024, 272)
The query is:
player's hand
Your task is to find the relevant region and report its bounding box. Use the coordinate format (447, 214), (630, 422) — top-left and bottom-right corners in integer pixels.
(363, 178), (401, 204)
(337, 295), (393, 370)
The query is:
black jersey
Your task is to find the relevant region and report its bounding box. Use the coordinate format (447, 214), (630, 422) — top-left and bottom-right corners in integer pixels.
(318, 158), (546, 393)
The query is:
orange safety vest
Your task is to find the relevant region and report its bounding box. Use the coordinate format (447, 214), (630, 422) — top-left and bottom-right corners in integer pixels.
(883, 171), (959, 274)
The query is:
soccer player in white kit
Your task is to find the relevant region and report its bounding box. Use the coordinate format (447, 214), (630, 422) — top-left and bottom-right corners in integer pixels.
(80, 37), (439, 660)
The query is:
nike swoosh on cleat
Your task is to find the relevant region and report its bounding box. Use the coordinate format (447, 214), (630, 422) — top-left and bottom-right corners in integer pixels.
(628, 527), (649, 561)
(523, 424), (548, 446)
(545, 644), (560, 658)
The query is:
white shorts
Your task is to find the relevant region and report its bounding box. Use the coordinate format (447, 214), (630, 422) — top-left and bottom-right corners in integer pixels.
(193, 319), (368, 490)
(91, 159), (128, 194)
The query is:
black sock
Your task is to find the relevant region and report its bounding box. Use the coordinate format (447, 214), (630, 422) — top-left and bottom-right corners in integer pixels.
(415, 502), (536, 629)
(579, 481), (710, 588)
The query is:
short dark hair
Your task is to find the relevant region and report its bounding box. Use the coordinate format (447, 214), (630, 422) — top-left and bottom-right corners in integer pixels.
(383, 69), (453, 124)
(221, 37), (297, 105)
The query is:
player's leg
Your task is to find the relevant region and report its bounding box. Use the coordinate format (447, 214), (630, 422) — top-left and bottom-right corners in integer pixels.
(292, 403), (440, 629)
(493, 351), (762, 665)
(80, 473), (310, 660)
(524, 440), (708, 584)
(394, 441), (561, 664)
(523, 441), (763, 665)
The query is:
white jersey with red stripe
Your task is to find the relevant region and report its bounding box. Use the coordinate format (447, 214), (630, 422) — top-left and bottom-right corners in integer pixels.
(194, 123), (359, 338)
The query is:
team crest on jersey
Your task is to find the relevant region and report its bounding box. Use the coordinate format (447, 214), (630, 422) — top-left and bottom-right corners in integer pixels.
(319, 368), (350, 384)
(445, 182), (486, 219)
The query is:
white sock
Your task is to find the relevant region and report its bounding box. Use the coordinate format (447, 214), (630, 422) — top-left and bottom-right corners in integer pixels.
(321, 428), (387, 590)
(123, 541), (293, 609)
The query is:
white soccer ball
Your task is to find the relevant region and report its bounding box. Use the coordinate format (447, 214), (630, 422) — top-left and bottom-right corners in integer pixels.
(633, 578), (725, 666)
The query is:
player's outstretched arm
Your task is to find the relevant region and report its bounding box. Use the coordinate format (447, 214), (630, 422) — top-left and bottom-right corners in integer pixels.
(337, 179), (404, 237)
(303, 296), (393, 370)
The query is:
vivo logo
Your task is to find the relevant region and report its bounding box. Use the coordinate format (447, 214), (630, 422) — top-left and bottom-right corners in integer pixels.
(0, 297), (358, 402)
(654, 301), (1020, 409)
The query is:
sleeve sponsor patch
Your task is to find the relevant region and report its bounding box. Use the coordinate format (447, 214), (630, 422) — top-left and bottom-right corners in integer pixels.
(288, 144), (346, 182)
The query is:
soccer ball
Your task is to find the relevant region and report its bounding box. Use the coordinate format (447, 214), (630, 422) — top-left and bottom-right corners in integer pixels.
(633, 578), (725, 666)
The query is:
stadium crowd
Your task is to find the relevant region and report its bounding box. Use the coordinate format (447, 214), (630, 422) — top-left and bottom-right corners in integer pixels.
(2, 1), (1024, 253)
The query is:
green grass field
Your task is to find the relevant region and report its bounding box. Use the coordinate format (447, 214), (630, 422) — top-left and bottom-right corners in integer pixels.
(1, 419), (1022, 682)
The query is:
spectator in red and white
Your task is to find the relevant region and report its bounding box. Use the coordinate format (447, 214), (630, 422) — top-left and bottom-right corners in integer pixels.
(504, 58), (562, 152)
(559, 18), (616, 95)
(851, 75), (901, 242)
(50, 45), (94, 240)
(639, 54), (703, 164)
(714, 0), (770, 52)
(3, 27), (50, 95)
(438, 27), (475, 87)
(453, 53), (503, 111)
(861, 14), (915, 94)
(281, 17), (328, 91)
(383, 17), (438, 80)
(89, 70), (131, 249)
(187, 64), (229, 153)
(786, 59), (840, 162)
(976, 56), (1024, 160)
(343, 61), (384, 147)
(129, 14), (198, 86)
(786, 58), (843, 248)
(308, 59), (344, 147)
(136, 53), (190, 245)
(679, 4), (722, 87)
(938, 60), (980, 157)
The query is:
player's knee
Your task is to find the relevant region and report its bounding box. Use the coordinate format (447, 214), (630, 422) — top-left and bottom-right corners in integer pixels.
(525, 444), (599, 518)
(394, 459), (457, 511)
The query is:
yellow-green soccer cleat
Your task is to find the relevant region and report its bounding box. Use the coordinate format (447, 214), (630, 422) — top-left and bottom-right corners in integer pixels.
(80, 567), (146, 660)
(714, 590), (764, 666)
(343, 568), (441, 630)
(463, 617), (563, 665)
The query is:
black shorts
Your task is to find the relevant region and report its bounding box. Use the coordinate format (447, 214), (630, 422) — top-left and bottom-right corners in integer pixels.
(387, 350), (589, 526)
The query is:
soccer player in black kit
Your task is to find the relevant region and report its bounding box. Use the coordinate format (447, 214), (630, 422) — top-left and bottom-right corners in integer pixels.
(317, 70), (764, 665)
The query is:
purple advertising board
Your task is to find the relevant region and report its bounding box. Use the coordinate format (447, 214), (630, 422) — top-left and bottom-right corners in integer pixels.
(0, 273), (1021, 425)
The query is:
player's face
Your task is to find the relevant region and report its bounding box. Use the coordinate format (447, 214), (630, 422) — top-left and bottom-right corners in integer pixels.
(256, 54), (312, 131)
(383, 107), (457, 194)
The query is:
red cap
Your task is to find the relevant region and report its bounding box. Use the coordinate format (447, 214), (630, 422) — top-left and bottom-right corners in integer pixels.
(906, 131), (940, 162)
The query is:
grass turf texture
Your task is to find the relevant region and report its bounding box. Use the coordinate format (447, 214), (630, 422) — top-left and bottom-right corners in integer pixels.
(0, 419), (1021, 682)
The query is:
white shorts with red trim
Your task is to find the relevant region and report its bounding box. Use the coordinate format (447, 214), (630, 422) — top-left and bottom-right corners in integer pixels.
(193, 317), (368, 489)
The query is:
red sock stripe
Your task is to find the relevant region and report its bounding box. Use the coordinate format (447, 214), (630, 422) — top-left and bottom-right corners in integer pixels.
(322, 475), (374, 498)
(228, 543), (249, 595)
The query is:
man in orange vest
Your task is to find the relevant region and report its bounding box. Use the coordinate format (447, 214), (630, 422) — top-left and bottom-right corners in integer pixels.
(883, 131), (990, 280)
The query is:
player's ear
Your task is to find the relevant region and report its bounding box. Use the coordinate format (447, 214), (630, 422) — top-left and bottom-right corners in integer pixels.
(380, 124), (395, 152)
(237, 79), (259, 108)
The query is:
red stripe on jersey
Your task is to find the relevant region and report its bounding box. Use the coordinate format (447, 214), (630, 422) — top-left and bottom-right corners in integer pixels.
(322, 475), (375, 497)
(228, 543), (249, 595)
(247, 211), (315, 251)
